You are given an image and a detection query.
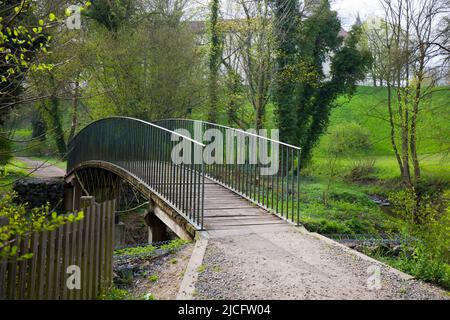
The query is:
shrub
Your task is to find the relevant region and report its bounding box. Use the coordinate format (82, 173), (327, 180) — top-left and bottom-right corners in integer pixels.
(387, 188), (450, 288)
(346, 158), (376, 182)
(0, 193), (83, 260)
(393, 244), (450, 290)
(324, 122), (371, 157)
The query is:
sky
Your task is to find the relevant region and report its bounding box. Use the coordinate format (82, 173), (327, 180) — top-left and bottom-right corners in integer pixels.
(187, 0), (386, 30)
(331, 0), (384, 29)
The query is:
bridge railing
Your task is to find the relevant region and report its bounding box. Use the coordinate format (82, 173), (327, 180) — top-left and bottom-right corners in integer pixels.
(153, 119), (301, 225)
(67, 117), (206, 230)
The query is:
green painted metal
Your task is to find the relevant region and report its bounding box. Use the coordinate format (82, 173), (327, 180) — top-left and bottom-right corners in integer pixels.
(68, 117), (302, 230)
(153, 119), (302, 225)
(67, 117), (206, 230)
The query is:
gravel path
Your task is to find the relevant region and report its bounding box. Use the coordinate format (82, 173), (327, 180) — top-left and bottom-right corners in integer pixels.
(16, 157), (65, 178)
(195, 228), (448, 300)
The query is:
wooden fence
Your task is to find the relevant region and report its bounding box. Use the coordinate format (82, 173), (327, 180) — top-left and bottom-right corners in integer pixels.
(0, 197), (116, 300)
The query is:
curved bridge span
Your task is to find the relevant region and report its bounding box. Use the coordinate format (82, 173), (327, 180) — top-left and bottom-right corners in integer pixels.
(66, 117), (301, 239)
(62, 117), (448, 300)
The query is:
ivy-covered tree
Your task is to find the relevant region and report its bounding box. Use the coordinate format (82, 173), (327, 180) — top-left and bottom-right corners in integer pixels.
(207, 0), (222, 122)
(271, 0), (300, 146)
(272, 0), (371, 166)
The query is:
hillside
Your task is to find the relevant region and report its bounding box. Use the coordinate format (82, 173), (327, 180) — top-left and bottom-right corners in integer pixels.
(316, 86), (450, 157)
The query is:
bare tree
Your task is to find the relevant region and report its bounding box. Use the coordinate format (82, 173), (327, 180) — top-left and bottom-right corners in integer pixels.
(380, 0), (449, 186)
(220, 0), (274, 130)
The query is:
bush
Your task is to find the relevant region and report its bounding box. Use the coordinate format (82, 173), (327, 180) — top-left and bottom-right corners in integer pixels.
(346, 158), (376, 182)
(393, 244), (450, 290)
(0, 193), (83, 259)
(324, 122), (371, 157)
(387, 188), (450, 288)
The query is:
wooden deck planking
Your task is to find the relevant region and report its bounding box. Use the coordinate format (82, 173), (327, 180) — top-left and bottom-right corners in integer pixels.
(202, 180), (288, 234)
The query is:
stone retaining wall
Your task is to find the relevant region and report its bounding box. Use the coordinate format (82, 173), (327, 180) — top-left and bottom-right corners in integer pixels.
(13, 177), (65, 211)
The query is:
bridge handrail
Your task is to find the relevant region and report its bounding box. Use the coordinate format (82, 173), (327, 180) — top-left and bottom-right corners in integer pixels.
(153, 118), (302, 226)
(156, 118), (301, 150)
(68, 116), (206, 147)
(67, 117), (206, 230)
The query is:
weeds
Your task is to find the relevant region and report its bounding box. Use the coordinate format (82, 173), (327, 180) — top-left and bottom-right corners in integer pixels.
(197, 265), (206, 273)
(148, 274), (158, 282)
(99, 286), (129, 300)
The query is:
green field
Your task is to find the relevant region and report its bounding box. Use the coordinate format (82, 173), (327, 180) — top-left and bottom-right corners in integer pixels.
(316, 86), (450, 156)
(307, 86), (450, 182)
(0, 158), (30, 193)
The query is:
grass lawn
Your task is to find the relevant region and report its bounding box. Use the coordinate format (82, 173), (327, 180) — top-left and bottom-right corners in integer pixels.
(296, 175), (405, 235)
(0, 158), (31, 193)
(324, 86), (450, 156)
(29, 156), (67, 170)
(309, 153), (450, 182)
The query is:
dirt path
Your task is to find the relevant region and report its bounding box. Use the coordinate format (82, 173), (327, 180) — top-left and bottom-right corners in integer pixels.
(16, 157), (65, 178)
(194, 228), (448, 300)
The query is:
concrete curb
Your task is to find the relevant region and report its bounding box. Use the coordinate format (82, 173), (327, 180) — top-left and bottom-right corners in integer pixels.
(295, 227), (414, 281)
(176, 237), (209, 300)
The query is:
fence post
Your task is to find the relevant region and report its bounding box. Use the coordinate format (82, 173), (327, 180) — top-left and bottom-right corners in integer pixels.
(81, 196), (95, 300)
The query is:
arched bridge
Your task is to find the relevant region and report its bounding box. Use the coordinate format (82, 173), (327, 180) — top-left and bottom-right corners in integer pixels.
(65, 117), (301, 240)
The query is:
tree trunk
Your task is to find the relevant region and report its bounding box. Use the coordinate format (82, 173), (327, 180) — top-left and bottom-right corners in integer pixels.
(401, 108), (411, 186)
(410, 72), (423, 184)
(42, 96), (67, 159)
(68, 81), (79, 143)
(387, 82), (404, 182)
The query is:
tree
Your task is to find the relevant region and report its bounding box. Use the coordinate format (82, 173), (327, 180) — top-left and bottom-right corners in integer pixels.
(207, 0), (222, 122)
(0, 1), (91, 160)
(230, 0), (274, 130)
(271, 0), (300, 144)
(84, 1), (204, 121)
(272, 0), (371, 165)
(85, 0), (135, 32)
(27, 1), (91, 157)
(0, 0), (54, 125)
(380, 0), (449, 186)
(363, 18), (390, 86)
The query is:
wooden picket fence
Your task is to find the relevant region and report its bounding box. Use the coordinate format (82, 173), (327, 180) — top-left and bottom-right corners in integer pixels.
(0, 197), (116, 300)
